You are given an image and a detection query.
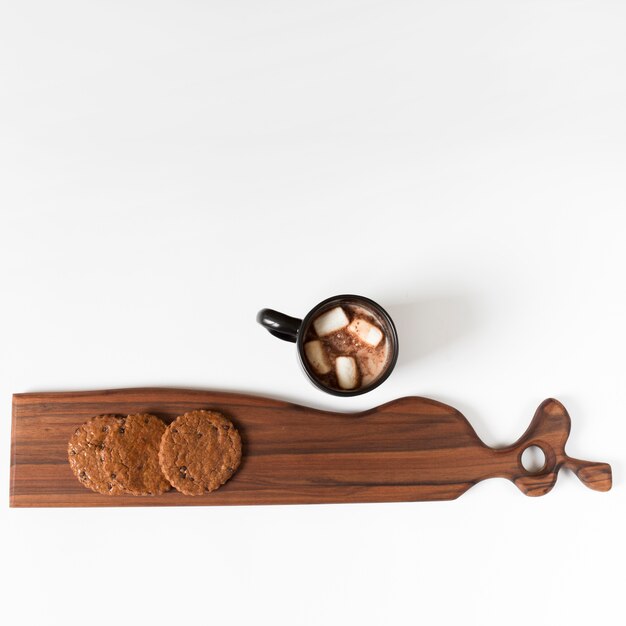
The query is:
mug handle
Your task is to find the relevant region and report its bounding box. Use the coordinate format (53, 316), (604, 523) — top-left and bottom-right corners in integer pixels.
(256, 309), (302, 343)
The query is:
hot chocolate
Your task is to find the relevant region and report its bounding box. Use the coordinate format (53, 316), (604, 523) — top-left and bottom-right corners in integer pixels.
(303, 301), (391, 391)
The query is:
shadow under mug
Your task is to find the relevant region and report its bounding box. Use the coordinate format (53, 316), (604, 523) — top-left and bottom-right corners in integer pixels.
(256, 294), (399, 397)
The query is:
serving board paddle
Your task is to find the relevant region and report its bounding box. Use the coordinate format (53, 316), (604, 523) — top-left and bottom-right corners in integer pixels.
(10, 388), (611, 507)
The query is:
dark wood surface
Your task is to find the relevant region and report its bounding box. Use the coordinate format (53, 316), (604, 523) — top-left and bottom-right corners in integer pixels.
(10, 388), (612, 507)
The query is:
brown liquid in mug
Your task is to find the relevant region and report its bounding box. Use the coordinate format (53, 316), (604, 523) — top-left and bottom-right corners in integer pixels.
(303, 302), (390, 391)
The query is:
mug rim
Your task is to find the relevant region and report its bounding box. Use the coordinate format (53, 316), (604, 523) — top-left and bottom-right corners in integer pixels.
(296, 294), (399, 397)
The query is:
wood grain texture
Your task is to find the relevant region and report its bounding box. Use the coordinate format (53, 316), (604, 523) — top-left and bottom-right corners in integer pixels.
(10, 388), (612, 507)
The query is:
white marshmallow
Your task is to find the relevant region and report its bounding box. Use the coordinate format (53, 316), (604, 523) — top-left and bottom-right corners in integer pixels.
(335, 356), (359, 390)
(304, 340), (331, 375)
(347, 318), (383, 347)
(357, 349), (387, 386)
(312, 306), (350, 337)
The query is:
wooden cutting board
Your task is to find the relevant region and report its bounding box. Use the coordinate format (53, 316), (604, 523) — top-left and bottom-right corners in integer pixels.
(10, 388), (611, 507)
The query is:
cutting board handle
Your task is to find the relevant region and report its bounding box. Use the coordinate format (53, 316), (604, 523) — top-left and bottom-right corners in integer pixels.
(509, 399), (612, 496)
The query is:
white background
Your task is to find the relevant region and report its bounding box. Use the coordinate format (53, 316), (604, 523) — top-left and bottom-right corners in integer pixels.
(1, 2), (625, 624)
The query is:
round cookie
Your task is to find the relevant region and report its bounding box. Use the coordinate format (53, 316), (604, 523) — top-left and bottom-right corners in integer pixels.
(101, 413), (171, 496)
(68, 414), (127, 495)
(159, 410), (242, 496)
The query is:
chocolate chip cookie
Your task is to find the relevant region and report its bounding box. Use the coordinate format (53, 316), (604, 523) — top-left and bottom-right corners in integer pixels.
(101, 413), (171, 496)
(159, 410), (242, 496)
(68, 414), (126, 495)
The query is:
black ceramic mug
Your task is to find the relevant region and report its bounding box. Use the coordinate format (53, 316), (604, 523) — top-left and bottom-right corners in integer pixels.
(257, 294), (398, 397)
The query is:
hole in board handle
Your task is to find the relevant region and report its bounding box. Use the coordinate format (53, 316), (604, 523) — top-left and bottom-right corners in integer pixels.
(521, 445), (547, 474)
